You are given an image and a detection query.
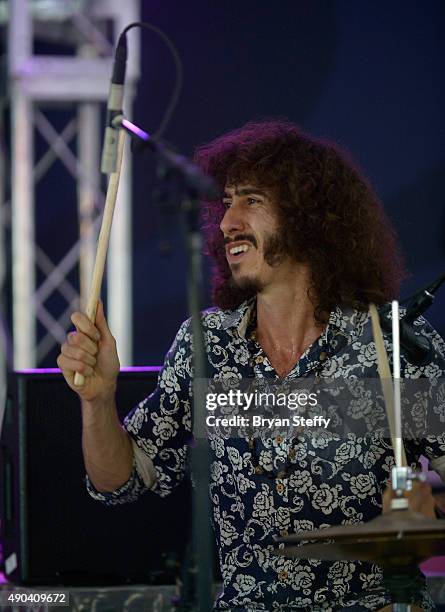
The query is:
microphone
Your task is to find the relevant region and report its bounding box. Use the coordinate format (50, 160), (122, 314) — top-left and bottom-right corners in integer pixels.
(378, 272), (445, 366)
(404, 272), (445, 324)
(101, 33), (128, 174)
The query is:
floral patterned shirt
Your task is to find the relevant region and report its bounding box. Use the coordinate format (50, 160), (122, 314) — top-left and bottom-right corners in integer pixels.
(87, 301), (445, 611)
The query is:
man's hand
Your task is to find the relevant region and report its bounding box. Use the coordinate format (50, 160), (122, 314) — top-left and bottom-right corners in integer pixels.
(57, 300), (120, 403)
(382, 478), (436, 519)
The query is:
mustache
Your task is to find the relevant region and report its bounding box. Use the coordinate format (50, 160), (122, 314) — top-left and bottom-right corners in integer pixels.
(223, 234), (258, 249)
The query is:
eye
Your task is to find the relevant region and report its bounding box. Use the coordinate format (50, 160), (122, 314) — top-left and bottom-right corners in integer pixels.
(223, 200), (232, 209)
(247, 197), (260, 205)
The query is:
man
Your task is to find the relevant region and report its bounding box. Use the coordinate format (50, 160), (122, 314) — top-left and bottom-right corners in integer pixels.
(58, 120), (445, 610)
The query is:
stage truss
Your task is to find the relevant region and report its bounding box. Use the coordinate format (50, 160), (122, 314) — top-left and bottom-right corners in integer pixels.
(2, 0), (140, 368)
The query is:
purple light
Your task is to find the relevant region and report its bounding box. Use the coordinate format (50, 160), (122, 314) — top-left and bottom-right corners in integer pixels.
(120, 366), (161, 372)
(14, 368), (62, 374)
(14, 366), (161, 374)
(121, 118), (150, 141)
(421, 557), (445, 576)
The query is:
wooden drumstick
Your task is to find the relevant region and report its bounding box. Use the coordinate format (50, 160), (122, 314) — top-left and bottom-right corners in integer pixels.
(74, 129), (126, 387)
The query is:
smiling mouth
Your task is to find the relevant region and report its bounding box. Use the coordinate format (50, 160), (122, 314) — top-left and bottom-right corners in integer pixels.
(225, 241), (253, 263)
(229, 244), (249, 256)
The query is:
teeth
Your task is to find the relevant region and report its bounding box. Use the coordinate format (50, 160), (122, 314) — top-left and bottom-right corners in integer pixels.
(229, 244), (249, 255)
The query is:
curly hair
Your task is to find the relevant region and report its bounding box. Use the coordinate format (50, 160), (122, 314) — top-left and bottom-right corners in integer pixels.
(195, 119), (406, 322)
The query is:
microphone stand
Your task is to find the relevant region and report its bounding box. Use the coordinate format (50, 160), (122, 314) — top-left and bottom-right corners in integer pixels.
(403, 272), (445, 324)
(116, 117), (216, 611)
(378, 271), (445, 366)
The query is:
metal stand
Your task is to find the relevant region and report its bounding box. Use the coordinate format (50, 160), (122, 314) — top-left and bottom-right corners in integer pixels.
(4, 0), (139, 367)
(390, 466), (425, 511)
(386, 466), (426, 610)
(382, 565), (425, 611)
(184, 195), (213, 612)
(118, 117), (217, 611)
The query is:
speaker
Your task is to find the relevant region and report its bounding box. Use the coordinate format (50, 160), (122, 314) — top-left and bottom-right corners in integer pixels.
(0, 368), (192, 586)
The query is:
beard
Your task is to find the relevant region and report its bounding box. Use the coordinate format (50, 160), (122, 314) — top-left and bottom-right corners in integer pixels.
(263, 230), (288, 267)
(229, 229), (288, 296)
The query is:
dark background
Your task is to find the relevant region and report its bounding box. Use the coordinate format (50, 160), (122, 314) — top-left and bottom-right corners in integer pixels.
(129, 0), (445, 366)
(3, 0), (445, 367)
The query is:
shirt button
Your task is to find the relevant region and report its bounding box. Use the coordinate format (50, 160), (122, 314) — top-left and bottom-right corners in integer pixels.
(276, 482), (284, 494)
(275, 435), (283, 444)
(255, 355), (264, 364)
(278, 570), (288, 581)
(280, 529), (289, 537)
(319, 351), (328, 361)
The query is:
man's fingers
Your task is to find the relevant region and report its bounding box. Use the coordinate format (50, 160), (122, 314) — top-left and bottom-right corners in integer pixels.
(67, 330), (98, 356)
(56, 354), (73, 380)
(57, 354), (95, 378)
(382, 478), (436, 518)
(61, 343), (97, 367)
(71, 311), (101, 342)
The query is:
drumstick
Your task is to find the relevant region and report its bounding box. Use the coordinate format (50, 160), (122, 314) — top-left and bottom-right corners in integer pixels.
(74, 129), (126, 387)
(369, 303), (407, 466)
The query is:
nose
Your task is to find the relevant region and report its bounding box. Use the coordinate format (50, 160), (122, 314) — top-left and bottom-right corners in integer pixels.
(220, 203), (246, 237)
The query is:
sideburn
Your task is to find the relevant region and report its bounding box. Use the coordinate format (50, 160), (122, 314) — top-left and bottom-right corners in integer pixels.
(263, 229), (291, 267)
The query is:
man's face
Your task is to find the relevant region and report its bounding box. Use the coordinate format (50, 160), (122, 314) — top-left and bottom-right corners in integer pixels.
(220, 184), (287, 292)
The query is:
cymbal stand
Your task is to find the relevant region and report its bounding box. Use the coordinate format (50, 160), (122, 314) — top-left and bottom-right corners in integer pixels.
(386, 302), (425, 611)
(382, 564), (426, 612)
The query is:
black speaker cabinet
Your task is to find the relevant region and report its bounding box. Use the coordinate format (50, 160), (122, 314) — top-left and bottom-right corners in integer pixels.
(0, 369), (192, 586)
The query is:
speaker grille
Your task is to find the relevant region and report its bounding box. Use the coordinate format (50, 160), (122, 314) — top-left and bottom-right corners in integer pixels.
(2, 370), (192, 586)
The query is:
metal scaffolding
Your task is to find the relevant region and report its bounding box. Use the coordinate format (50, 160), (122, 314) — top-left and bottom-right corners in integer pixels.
(6, 0), (140, 368)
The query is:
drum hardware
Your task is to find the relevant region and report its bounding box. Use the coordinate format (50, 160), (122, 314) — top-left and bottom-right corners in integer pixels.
(273, 302), (445, 611)
(274, 487), (445, 611)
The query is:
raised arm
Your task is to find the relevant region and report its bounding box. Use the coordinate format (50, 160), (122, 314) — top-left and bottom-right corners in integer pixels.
(57, 300), (134, 492)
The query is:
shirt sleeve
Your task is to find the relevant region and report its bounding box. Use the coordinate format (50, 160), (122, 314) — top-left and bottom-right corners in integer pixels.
(86, 318), (194, 504)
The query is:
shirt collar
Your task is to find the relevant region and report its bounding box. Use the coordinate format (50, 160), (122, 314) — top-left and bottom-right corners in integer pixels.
(220, 298), (256, 339)
(220, 299), (369, 346)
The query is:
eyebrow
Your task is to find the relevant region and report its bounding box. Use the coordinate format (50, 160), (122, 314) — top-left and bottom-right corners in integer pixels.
(223, 186), (268, 198)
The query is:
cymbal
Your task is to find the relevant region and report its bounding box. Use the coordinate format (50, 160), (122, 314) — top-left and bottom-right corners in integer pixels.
(274, 509), (445, 565)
